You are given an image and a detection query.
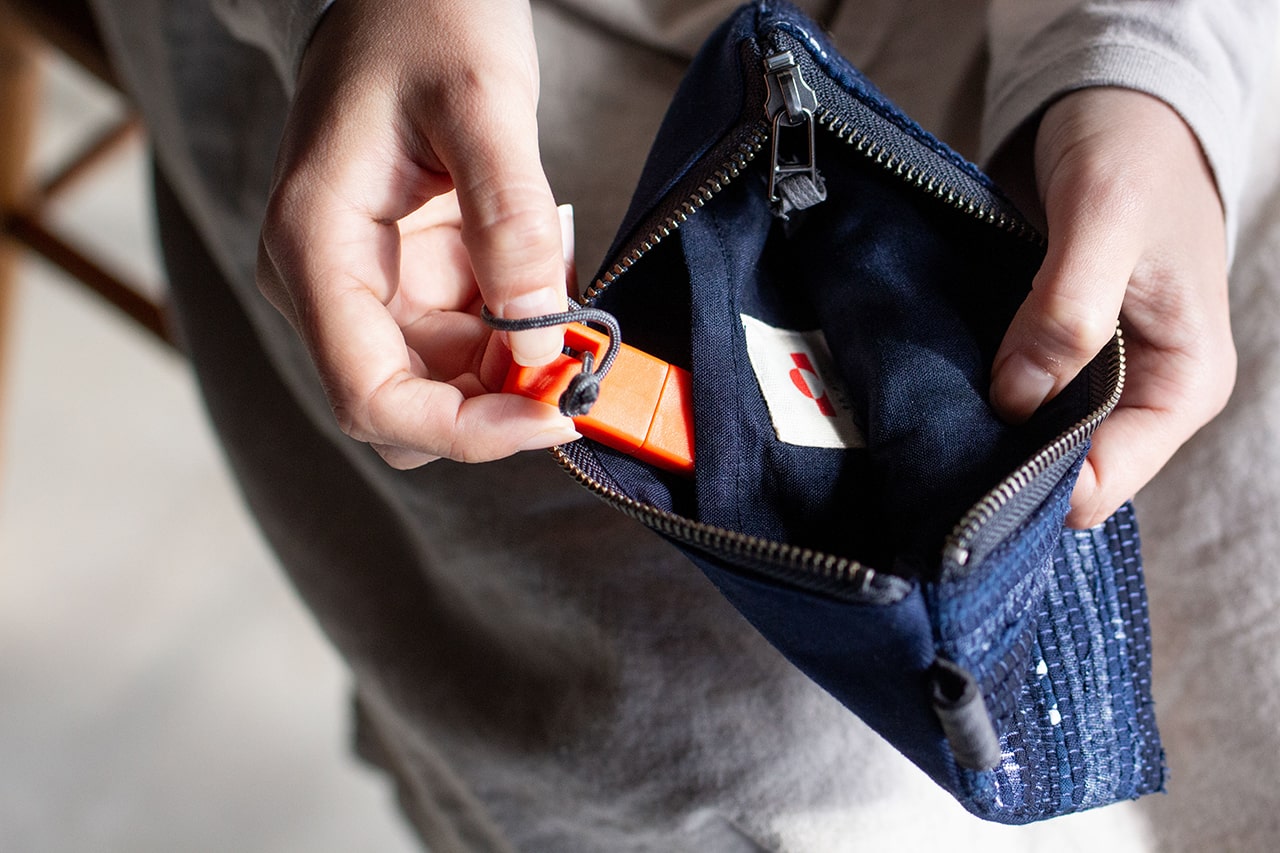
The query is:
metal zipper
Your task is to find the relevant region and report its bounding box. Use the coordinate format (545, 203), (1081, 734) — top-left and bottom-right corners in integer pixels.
(814, 108), (1039, 243)
(582, 125), (769, 303)
(763, 50), (822, 206)
(548, 448), (909, 603)
(556, 41), (1124, 601)
(942, 331), (1126, 569)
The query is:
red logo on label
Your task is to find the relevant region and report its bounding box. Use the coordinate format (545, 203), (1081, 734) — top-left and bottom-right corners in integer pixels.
(788, 352), (835, 416)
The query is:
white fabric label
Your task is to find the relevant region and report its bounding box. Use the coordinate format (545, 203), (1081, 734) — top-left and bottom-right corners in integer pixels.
(739, 314), (865, 449)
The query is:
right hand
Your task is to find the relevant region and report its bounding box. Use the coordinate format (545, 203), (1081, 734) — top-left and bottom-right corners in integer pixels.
(256, 0), (579, 469)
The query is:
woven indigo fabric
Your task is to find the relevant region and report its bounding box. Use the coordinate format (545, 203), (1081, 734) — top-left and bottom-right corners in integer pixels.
(957, 502), (1165, 818)
(564, 0), (1167, 823)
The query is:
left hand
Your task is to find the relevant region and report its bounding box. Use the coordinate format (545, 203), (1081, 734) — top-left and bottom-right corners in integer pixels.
(989, 87), (1236, 529)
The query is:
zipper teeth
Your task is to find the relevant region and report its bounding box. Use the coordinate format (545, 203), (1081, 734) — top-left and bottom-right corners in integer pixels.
(814, 109), (1041, 244)
(944, 330), (1127, 564)
(551, 447), (883, 594)
(583, 125), (769, 303)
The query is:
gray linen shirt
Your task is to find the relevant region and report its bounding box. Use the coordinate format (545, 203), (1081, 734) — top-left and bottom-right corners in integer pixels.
(83, 2), (1279, 850)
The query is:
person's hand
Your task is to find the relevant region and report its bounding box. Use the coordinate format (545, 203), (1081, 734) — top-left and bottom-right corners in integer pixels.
(256, 0), (579, 468)
(989, 88), (1236, 528)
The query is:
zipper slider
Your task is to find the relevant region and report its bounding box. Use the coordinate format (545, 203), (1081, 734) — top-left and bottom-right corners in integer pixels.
(763, 51), (826, 215)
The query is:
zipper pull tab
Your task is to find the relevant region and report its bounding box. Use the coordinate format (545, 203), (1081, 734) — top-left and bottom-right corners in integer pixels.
(763, 51), (826, 217)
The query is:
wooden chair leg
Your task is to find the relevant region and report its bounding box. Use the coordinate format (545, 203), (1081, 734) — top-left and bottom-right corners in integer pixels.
(0, 7), (43, 455)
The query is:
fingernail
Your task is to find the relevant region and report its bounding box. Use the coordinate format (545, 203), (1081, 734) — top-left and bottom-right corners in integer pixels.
(558, 204), (578, 296)
(518, 419), (580, 451)
(557, 204), (575, 264)
(502, 289), (567, 367)
(992, 354), (1056, 424)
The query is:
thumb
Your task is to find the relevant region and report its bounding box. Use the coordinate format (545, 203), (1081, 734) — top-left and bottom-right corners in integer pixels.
(437, 98), (568, 368)
(990, 157), (1138, 424)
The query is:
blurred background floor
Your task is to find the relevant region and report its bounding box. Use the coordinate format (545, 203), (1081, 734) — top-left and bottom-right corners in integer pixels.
(0, 39), (420, 853)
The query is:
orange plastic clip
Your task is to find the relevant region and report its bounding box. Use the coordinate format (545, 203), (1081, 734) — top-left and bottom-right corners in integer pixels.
(503, 323), (695, 476)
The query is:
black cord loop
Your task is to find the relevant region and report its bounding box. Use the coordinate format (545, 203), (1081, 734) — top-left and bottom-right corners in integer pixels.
(480, 304), (622, 418)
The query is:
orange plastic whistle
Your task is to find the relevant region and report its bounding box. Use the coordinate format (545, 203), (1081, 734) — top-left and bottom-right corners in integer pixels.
(503, 323), (695, 476)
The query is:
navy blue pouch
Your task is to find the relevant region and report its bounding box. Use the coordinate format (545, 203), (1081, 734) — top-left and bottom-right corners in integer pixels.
(556, 1), (1166, 823)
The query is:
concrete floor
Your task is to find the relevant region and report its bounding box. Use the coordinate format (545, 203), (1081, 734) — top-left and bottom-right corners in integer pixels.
(0, 47), (421, 853)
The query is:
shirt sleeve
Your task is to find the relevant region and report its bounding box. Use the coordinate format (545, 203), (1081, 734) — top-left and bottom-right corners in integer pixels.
(983, 0), (1280, 253)
(210, 0), (336, 89)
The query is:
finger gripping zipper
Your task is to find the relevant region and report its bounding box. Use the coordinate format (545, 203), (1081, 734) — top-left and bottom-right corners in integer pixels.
(480, 305), (623, 417)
